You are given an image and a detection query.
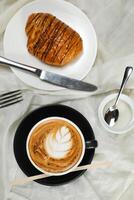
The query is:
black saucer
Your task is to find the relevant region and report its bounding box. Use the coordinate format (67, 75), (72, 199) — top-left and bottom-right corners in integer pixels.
(14, 104), (96, 186)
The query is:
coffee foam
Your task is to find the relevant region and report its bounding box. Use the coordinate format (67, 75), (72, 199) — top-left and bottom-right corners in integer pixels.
(45, 126), (72, 159)
(28, 119), (83, 173)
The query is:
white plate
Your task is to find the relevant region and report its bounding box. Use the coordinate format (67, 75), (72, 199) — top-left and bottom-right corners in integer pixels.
(3, 0), (97, 91)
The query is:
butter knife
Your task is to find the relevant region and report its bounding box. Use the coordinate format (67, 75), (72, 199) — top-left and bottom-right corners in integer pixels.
(0, 56), (97, 91)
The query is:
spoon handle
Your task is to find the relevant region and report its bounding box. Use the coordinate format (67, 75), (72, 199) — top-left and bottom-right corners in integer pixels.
(114, 66), (133, 106)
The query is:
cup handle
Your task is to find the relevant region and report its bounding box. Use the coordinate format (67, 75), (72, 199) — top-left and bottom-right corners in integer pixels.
(85, 140), (98, 149)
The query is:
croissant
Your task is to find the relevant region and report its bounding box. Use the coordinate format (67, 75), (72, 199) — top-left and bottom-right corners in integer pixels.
(25, 13), (83, 67)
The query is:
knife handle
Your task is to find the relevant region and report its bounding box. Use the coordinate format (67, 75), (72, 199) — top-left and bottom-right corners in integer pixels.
(0, 56), (38, 74)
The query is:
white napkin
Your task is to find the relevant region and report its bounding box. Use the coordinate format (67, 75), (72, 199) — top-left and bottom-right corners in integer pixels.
(0, 0), (134, 200)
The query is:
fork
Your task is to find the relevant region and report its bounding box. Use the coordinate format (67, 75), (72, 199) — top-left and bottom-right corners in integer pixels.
(0, 90), (23, 108)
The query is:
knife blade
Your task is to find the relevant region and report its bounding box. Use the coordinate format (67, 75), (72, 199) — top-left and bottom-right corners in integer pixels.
(39, 70), (97, 91)
(0, 56), (97, 91)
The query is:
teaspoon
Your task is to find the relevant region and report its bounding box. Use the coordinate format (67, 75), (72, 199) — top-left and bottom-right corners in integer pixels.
(104, 66), (133, 127)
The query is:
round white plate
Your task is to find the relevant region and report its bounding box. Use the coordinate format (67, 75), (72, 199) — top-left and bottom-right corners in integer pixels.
(3, 0), (97, 91)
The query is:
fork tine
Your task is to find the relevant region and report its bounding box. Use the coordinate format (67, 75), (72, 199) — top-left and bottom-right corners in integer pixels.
(0, 98), (23, 109)
(0, 91), (22, 101)
(0, 90), (21, 97)
(0, 96), (22, 104)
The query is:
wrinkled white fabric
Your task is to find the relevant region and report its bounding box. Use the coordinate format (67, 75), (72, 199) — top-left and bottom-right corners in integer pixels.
(0, 0), (134, 200)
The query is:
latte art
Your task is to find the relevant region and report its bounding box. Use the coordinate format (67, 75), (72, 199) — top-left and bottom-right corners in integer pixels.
(45, 126), (72, 159)
(28, 119), (83, 173)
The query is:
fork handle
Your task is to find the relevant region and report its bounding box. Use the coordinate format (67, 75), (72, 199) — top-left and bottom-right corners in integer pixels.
(0, 56), (38, 74)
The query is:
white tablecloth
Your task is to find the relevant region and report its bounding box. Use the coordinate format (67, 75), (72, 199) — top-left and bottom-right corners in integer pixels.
(0, 0), (134, 200)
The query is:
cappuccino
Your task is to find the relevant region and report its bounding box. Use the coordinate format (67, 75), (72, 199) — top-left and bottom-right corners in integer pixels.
(27, 118), (83, 174)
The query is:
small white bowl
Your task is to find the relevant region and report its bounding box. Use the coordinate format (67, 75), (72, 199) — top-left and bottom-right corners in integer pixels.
(98, 93), (134, 134)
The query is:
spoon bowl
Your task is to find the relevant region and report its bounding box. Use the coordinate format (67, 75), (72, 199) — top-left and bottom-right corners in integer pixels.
(104, 106), (119, 127)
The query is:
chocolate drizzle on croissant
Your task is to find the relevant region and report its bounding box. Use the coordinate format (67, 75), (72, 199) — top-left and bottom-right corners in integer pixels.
(25, 13), (83, 66)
